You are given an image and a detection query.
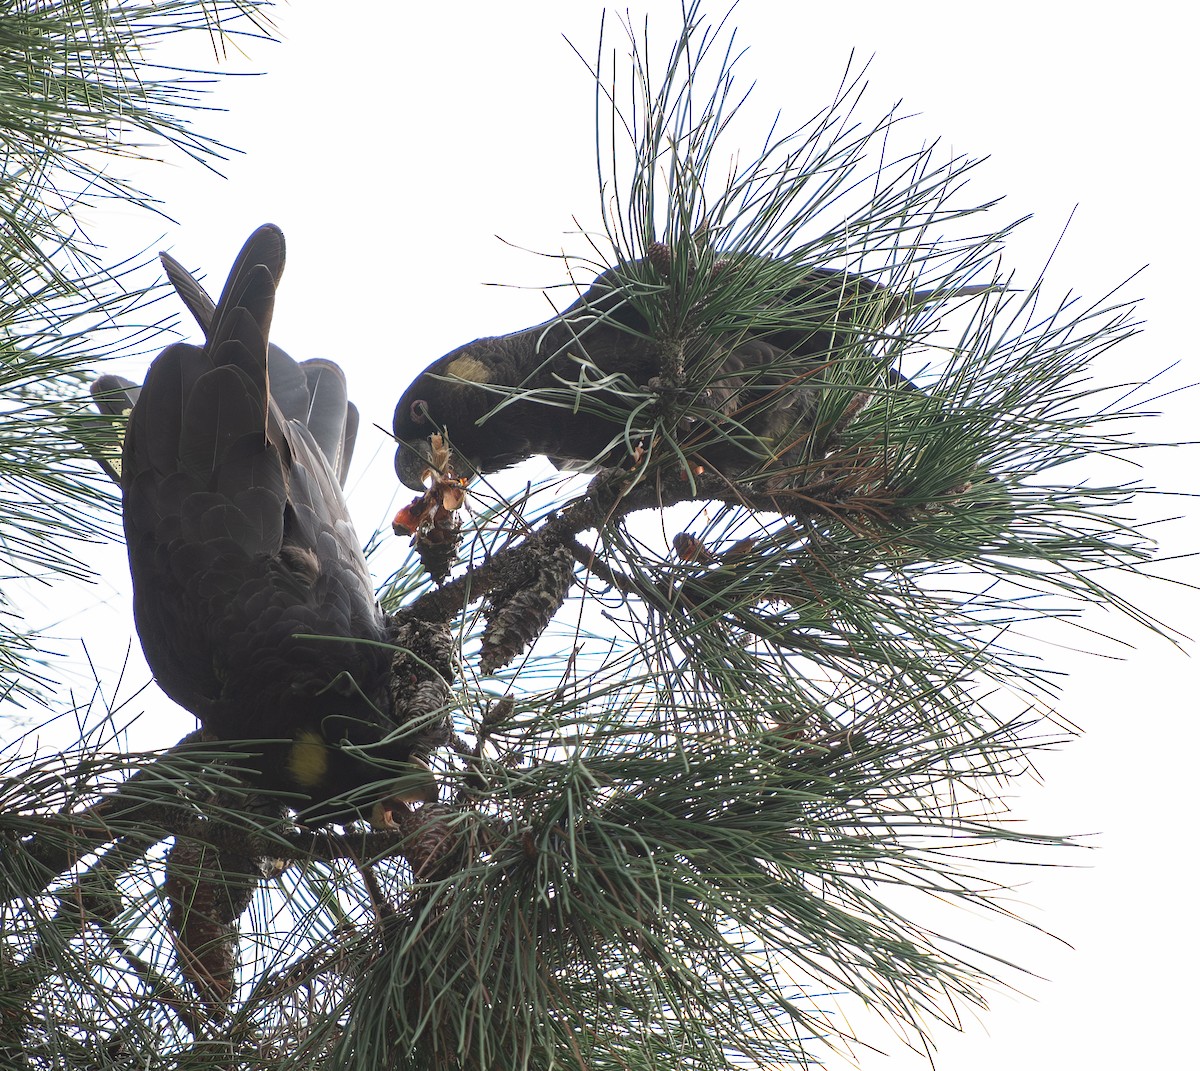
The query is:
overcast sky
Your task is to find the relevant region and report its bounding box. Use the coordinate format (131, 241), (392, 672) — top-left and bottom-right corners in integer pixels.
(36, 2), (1199, 1067)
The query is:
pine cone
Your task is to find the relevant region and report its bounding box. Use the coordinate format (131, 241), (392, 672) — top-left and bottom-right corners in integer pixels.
(388, 619), (455, 754)
(164, 837), (269, 1010)
(388, 802), (461, 881)
(480, 544), (576, 673)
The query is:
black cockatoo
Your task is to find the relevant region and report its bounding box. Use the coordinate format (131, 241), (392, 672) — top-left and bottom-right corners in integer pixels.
(393, 254), (988, 490)
(97, 225), (438, 825)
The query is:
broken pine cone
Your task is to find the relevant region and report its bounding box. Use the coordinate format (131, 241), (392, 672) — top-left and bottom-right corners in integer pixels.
(480, 544), (576, 674)
(393, 433), (467, 583)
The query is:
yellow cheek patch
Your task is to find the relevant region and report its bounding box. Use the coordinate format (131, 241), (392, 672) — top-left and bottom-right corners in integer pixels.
(287, 730), (329, 787)
(445, 355), (491, 384)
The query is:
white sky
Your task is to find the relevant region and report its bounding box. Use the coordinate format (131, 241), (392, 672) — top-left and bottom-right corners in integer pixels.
(25, 2), (1199, 1068)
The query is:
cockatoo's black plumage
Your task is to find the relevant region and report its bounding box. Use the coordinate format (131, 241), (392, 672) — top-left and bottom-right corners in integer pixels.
(394, 257), (986, 489)
(106, 225), (432, 824)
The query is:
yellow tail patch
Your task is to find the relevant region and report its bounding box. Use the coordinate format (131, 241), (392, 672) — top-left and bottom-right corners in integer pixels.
(287, 731), (329, 787)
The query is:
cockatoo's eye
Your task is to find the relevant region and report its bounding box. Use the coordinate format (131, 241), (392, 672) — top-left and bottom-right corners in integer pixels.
(410, 399), (430, 426)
